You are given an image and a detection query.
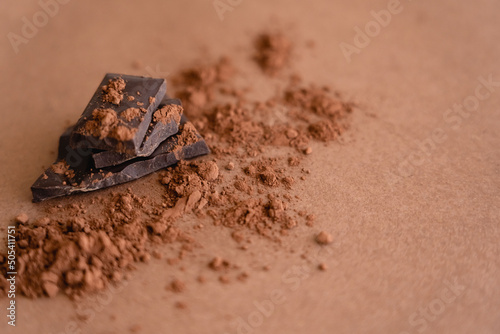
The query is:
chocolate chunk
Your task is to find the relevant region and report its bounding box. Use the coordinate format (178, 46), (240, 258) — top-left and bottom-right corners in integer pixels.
(70, 73), (167, 155)
(31, 116), (209, 202)
(92, 98), (183, 168)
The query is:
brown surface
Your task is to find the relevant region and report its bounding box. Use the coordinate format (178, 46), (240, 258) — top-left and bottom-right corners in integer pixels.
(1, 0), (499, 333)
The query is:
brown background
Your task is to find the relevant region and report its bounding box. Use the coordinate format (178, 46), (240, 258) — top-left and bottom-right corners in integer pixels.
(1, 0), (499, 333)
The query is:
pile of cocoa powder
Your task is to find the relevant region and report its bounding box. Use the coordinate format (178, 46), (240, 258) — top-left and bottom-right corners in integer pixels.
(0, 32), (353, 301)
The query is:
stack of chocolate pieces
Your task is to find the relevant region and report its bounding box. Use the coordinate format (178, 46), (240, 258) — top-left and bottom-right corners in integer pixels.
(31, 74), (210, 202)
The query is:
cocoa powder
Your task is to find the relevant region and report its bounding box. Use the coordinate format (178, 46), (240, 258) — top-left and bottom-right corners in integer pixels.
(121, 107), (142, 122)
(102, 77), (126, 105)
(0, 31), (352, 300)
(153, 104), (183, 125)
(254, 32), (292, 76)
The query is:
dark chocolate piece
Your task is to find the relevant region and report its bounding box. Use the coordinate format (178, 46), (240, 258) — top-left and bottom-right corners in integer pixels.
(31, 116), (209, 202)
(70, 73), (167, 155)
(92, 98), (183, 168)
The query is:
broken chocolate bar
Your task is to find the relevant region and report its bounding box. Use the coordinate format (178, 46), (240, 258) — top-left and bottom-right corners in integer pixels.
(70, 73), (167, 155)
(31, 116), (209, 202)
(92, 97), (183, 168)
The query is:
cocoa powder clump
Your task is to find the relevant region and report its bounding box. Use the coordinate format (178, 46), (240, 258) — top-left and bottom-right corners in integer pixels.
(209, 256), (230, 271)
(175, 57), (234, 112)
(121, 107), (141, 122)
(84, 108), (119, 139)
(51, 160), (75, 180)
(254, 32), (292, 76)
(153, 104), (183, 125)
(51, 160), (70, 174)
(315, 231), (333, 245)
(111, 125), (136, 141)
(14, 213), (29, 224)
(168, 279), (186, 293)
(83, 107), (138, 143)
(102, 77), (126, 105)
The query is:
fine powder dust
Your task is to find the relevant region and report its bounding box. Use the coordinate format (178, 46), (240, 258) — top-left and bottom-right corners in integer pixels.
(0, 32), (353, 300)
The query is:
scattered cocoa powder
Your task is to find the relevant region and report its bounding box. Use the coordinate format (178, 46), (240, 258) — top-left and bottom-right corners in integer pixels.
(174, 57), (234, 112)
(306, 214), (316, 227)
(288, 156), (300, 167)
(51, 160), (75, 180)
(174, 122), (201, 151)
(0, 30), (354, 301)
(51, 161), (70, 174)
